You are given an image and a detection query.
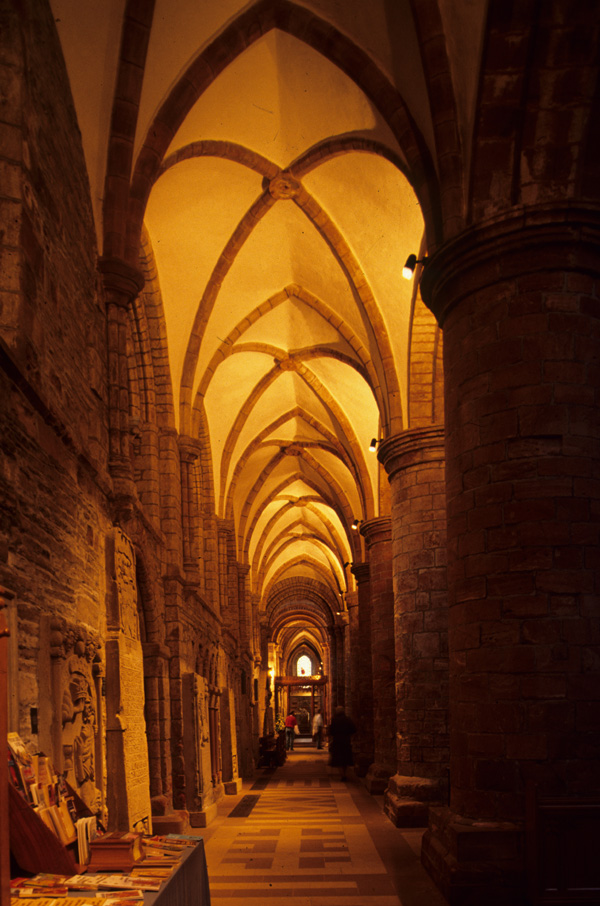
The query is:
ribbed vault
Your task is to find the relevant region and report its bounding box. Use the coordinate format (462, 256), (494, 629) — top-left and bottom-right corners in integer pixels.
(53, 0), (460, 672)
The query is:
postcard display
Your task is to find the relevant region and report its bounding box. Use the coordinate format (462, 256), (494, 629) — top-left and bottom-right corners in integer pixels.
(7, 735), (212, 905)
(9, 833), (212, 906)
(105, 529), (152, 834)
(8, 730), (85, 875)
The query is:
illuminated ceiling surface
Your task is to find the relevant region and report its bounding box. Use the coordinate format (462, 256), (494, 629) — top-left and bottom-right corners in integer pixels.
(51, 0), (486, 667)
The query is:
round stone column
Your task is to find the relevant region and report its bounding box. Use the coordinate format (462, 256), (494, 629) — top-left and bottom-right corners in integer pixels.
(345, 590), (360, 725)
(351, 562), (373, 775)
(378, 426), (449, 827)
(360, 518), (396, 793)
(420, 208), (600, 903)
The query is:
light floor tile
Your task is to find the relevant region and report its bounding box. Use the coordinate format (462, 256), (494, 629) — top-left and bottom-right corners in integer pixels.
(203, 749), (448, 906)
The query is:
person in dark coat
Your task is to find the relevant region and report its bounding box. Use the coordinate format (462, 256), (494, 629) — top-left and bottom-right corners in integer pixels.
(328, 706), (356, 779)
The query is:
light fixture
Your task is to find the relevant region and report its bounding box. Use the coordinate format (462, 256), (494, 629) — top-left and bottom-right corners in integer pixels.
(369, 437), (379, 452)
(351, 519), (362, 530)
(402, 253), (427, 279)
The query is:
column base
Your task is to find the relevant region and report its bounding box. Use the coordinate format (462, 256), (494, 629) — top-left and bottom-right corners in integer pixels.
(421, 807), (526, 906)
(224, 778), (243, 795)
(363, 762), (394, 794)
(384, 774), (447, 827)
(188, 802), (218, 827)
(151, 811), (187, 835)
(354, 754), (372, 778)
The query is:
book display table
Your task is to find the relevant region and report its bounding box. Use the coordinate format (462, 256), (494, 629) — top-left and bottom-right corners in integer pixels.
(9, 841), (211, 906)
(146, 842), (211, 906)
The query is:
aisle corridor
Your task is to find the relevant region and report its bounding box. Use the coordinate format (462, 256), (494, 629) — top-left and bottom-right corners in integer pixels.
(202, 747), (449, 905)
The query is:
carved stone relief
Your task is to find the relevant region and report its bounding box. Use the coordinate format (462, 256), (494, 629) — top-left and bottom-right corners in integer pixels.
(114, 529), (139, 641)
(50, 618), (104, 817)
(104, 528), (151, 831)
(182, 672), (215, 824)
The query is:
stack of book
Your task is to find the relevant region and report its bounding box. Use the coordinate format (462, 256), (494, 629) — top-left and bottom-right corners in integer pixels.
(87, 831), (145, 872)
(11, 875), (146, 905)
(7, 733), (77, 847)
(66, 874), (159, 892)
(75, 815), (98, 866)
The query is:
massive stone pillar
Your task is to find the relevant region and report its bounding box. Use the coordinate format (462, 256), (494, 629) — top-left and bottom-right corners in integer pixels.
(420, 209), (600, 904)
(351, 562), (373, 775)
(235, 565), (255, 778)
(98, 257), (144, 505)
(142, 642), (173, 803)
(237, 563), (253, 656)
(345, 589), (359, 721)
(326, 625), (340, 709)
(330, 618), (346, 708)
(378, 427), (449, 827)
(361, 518), (396, 793)
(178, 436), (202, 576)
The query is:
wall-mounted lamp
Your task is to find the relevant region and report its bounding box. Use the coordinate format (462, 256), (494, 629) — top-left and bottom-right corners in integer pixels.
(369, 437), (380, 452)
(343, 561), (350, 568)
(351, 518), (362, 531)
(402, 253), (428, 279)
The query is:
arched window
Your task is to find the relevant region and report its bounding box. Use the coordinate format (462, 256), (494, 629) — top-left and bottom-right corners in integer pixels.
(296, 655), (312, 677)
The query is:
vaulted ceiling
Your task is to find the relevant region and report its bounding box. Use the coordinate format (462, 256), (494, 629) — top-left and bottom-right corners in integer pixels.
(51, 0), (487, 664)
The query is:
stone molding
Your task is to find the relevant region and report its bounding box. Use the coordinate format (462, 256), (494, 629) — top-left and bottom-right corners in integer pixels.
(178, 434), (202, 462)
(98, 256), (145, 306)
(421, 203), (600, 326)
(359, 516), (391, 548)
(378, 426), (445, 480)
(350, 561), (370, 584)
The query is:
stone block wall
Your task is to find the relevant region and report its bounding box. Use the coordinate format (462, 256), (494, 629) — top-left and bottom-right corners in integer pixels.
(0, 0), (110, 747)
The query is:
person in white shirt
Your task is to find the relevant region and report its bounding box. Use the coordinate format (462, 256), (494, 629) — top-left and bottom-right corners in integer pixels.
(312, 710), (324, 749)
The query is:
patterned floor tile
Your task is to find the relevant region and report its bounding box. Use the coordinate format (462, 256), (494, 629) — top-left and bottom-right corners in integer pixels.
(204, 754), (403, 904)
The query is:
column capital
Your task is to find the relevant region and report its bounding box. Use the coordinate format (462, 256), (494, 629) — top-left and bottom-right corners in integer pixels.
(178, 434), (202, 462)
(378, 426), (445, 480)
(360, 516), (391, 548)
(421, 203), (600, 326)
(98, 256), (145, 306)
(345, 590), (358, 609)
(350, 561), (370, 584)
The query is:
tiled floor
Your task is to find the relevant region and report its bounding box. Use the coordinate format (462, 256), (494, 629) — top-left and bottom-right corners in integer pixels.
(202, 746), (449, 905)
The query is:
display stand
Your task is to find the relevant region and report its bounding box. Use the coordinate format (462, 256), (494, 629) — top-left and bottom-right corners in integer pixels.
(8, 781), (78, 874)
(1, 589), (10, 906)
(145, 841), (211, 906)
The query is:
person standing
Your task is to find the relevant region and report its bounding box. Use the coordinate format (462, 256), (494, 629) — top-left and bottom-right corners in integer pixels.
(328, 706), (356, 779)
(312, 709), (324, 749)
(284, 710), (297, 751)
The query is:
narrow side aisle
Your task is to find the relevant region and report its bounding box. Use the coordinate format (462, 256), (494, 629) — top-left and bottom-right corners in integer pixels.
(202, 751), (449, 906)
